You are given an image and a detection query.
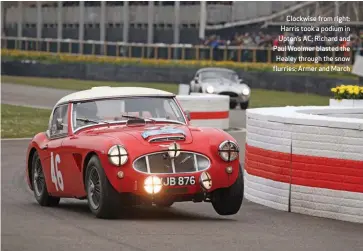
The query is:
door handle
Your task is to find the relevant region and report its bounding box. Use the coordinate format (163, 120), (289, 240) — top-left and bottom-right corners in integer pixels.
(41, 144), (48, 150)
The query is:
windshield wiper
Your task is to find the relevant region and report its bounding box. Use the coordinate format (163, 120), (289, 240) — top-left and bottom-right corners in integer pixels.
(76, 118), (99, 124)
(76, 117), (110, 125)
(121, 115), (156, 122)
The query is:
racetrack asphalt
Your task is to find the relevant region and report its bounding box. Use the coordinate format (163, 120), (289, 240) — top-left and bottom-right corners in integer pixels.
(2, 83), (363, 251)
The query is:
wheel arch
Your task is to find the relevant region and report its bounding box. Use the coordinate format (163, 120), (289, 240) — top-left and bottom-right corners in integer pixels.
(82, 151), (99, 189)
(27, 147), (37, 190)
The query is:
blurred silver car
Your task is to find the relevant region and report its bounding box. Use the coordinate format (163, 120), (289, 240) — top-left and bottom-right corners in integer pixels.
(189, 67), (251, 109)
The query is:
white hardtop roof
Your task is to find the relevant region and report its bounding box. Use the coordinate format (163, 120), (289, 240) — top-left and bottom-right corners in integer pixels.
(55, 86), (175, 106)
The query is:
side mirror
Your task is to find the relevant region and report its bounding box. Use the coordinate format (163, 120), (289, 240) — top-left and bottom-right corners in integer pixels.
(56, 118), (63, 130)
(194, 77), (199, 83)
(185, 110), (191, 121)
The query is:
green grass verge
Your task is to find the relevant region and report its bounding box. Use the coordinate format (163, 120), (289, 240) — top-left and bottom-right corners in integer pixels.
(1, 104), (50, 138)
(1, 75), (179, 93)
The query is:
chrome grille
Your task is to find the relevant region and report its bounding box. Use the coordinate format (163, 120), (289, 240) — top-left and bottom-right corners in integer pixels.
(148, 135), (186, 143)
(133, 151), (210, 174)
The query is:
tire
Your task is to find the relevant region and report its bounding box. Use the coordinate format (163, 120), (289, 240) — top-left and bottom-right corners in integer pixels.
(154, 201), (174, 208)
(85, 155), (121, 219)
(31, 151), (60, 207)
(229, 101), (237, 109)
(211, 165), (244, 216)
(240, 101), (249, 110)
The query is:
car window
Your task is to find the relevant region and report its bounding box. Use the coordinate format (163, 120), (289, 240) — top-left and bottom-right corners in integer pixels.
(200, 71), (238, 81)
(72, 97), (186, 130)
(49, 104), (68, 138)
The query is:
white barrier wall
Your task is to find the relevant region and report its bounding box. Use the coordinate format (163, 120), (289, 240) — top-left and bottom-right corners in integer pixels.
(244, 118), (291, 211)
(244, 106), (363, 223)
(176, 94), (230, 129)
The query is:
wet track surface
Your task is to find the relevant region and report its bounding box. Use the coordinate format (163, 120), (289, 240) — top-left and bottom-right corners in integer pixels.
(2, 140), (363, 251)
(2, 83), (363, 251)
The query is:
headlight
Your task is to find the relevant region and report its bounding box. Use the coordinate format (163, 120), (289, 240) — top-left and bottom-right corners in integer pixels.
(108, 145), (128, 166)
(242, 87), (250, 96)
(218, 140), (239, 162)
(206, 86), (214, 93)
(144, 176), (162, 194)
(200, 172), (212, 190)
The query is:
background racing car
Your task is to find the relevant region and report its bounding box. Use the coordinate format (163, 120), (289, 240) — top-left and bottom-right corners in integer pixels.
(26, 86), (244, 219)
(188, 67), (251, 109)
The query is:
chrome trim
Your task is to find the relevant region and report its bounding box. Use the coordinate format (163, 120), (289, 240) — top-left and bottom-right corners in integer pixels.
(173, 97), (189, 124)
(107, 144), (128, 166)
(148, 135), (186, 143)
(145, 155), (151, 173)
(218, 140), (239, 151)
(132, 151), (211, 175)
(171, 157), (176, 173)
(218, 140), (239, 162)
(193, 154), (198, 171)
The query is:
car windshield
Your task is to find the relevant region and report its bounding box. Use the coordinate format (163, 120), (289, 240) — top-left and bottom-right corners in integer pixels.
(72, 97), (186, 130)
(200, 70), (238, 81)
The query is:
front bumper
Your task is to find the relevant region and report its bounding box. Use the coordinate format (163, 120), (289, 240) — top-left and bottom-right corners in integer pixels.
(215, 91), (249, 103)
(104, 160), (240, 199)
(229, 95), (249, 103)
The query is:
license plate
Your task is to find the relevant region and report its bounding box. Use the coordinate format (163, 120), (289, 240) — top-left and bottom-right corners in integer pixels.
(162, 176), (196, 186)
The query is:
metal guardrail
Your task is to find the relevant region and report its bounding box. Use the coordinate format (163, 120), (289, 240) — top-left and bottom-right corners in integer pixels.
(1, 36), (362, 64)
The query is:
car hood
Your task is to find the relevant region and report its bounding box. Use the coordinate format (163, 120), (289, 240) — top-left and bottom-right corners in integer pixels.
(84, 124), (194, 146)
(200, 78), (246, 94)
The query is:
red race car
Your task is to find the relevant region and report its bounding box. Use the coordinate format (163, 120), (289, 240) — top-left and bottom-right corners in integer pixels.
(26, 86), (244, 218)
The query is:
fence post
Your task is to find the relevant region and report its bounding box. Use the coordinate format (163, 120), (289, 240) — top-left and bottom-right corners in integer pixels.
(100, 1), (106, 55)
(147, 1), (154, 57)
(79, 1), (85, 54)
(123, 1), (129, 43)
(174, 1), (180, 59)
(16, 2), (23, 50)
(36, 2), (42, 51)
(57, 1), (62, 54)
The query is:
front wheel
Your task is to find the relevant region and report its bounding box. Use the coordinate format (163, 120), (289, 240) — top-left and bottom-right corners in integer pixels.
(230, 101), (237, 109)
(85, 155), (121, 219)
(211, 165), (244, 215)
(240, 101), (249, 110)
(31, 151), (60, 207)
